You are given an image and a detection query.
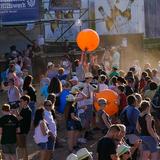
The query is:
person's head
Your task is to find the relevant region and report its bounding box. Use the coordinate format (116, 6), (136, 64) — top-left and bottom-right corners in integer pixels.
(2, 104), (10, 114)
(47, 93), (56, 106)
(69, 76), (79, 86)
(23, 75), (33, 89)
(152, 69), (158, 76)
(20, 95), (30, 107)
(129, 66), (136, 75)
(107, 124), (121, 139)
(127, 95), (137, 106)
(141, 71), (148, 79)
(47, 62), (54, 70)
(33, 108), (44, 128)
(74, 59), (79, 67)
(58, 67), (65, 75)
(149, 81), (158, 90)
(8, 78), (14, 86)
(64, 94), (76, 120)
(112, 65), (118, 71)
(99, 74), (106, 83)
(117, 144), (131, 160)
(62, 81), (71, 89)
(117, 85), (125, 94)
(98, 98), (107, 110)
(116, 124), (126, 140)
(48, 77), (62, 94)
(110, 76), (117, 85)
(44, 100), (52, 111)
(139, 100), (150, 113)
(117, 77), (126, 85)
(85, 72), (93, 83)
(145, 68), (152, 78)
(22, 69), (29, 77)
(134, 93), (142, 107)
(125, 71), (133, 78)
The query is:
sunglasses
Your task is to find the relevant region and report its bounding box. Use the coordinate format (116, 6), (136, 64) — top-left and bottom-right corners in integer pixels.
(124, 151), (130, 155)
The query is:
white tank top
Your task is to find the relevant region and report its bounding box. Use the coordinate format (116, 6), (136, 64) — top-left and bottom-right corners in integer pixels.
(34, 120), (48, 144)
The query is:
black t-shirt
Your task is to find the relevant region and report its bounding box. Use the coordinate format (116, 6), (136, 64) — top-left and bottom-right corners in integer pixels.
(19, 107), (32, 134)
(24, 86), (36, 102)
(0, 115), (19, 144)
(67, 106), (75, 121)
(97, 137), (117, 160)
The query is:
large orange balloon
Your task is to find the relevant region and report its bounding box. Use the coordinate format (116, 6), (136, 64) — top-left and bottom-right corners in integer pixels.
(76, 29), (100, 52)
(94, 89), (119, 116)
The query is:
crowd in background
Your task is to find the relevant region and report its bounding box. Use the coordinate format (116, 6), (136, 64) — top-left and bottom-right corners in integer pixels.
(0, 44), (160, 160)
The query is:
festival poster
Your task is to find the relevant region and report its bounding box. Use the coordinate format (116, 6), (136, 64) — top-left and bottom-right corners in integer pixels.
(95, 0), (145, 35)
(0, 0), (39, 24)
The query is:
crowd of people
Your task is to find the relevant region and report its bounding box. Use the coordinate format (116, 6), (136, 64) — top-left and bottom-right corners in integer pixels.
(0, 44), (160, 160)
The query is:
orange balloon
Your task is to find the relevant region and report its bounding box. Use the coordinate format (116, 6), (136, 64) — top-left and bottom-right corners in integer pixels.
(76, 29), (100, 52)
(94, 89), (119, 116)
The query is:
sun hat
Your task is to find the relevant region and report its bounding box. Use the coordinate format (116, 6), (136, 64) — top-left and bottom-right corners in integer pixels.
(70, 86), (80, 94)
(75, 82), (84, 90)
(47, 62), (54, 67)
(66, 153), (78, 160)
(116, 144), (131, 157)
(85, 72), (93, 78)
(76, 148), (92, 160)
(66, 94), (75, 102)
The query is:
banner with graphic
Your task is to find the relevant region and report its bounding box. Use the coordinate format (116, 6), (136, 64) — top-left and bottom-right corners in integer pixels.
(95, 0), (145, 35)
(0, 0), (39, 24)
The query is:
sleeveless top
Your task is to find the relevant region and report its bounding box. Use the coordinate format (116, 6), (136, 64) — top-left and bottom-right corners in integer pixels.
(34, 120), (48, 144)
(138, 114), (155, 136)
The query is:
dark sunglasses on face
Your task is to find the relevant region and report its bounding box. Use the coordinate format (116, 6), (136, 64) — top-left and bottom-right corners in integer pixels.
(45, 104), (52, 107)
(124, 151), (130, 155)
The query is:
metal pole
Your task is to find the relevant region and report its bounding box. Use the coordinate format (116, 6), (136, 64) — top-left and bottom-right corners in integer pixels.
(55, 9), (88, 42)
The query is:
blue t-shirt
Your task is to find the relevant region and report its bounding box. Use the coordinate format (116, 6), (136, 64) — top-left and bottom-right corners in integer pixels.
(122, 105), (140, 134)
(58, 89), (70, 113)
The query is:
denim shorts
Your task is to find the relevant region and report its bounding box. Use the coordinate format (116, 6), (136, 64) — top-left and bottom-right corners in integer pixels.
(47, 136), (55, 150)
(38, 142), (48, 150)
(66, 120), (82, 131)
(141, 136), (158, 153)
(2, 144), (16, 154)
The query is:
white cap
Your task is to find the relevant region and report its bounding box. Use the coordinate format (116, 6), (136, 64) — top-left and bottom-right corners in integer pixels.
(47, 62), (54, 67)
(70, 86), (79, 94)
(76, 148), (92, 160)
(66, 94), (75, 102)
(66, 153), (78, 160)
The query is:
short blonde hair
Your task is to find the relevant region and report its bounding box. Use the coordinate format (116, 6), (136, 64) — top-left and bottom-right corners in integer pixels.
(2, 104), (10, 112)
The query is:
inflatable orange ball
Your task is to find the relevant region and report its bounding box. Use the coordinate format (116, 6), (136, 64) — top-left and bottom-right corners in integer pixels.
(76, 29), (100, 52)
(94, 89), (119, 116)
